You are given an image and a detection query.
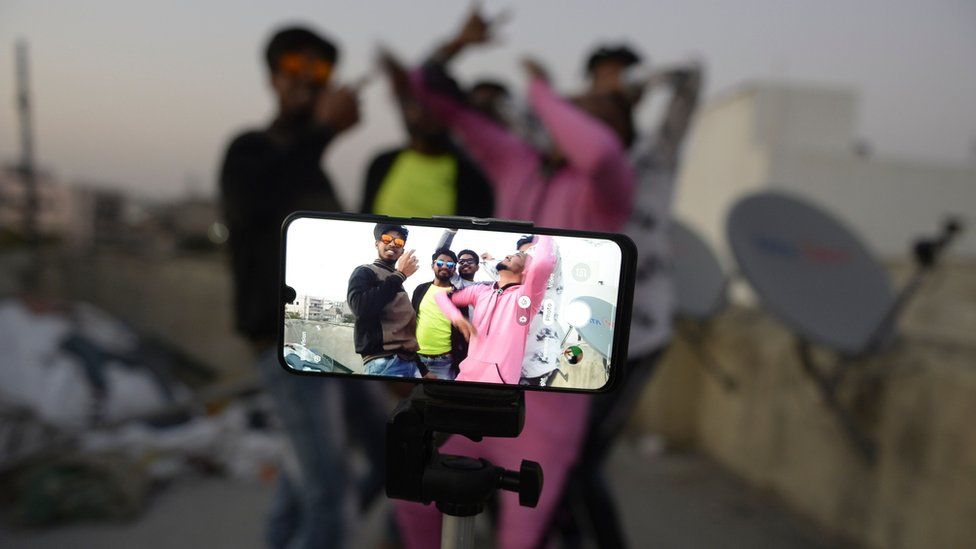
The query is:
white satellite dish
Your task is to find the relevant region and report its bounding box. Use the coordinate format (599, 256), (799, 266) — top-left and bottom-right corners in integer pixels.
(727, 192), (895, 356)
(671, 219), (727, 321)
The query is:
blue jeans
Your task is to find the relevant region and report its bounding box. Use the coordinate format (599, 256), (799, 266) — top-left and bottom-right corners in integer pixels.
(419, 353), (458, 381)
(364, 354), (422, 378)
(255, 348), (388, 549)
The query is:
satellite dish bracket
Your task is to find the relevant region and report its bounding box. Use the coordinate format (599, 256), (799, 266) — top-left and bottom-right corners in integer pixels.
(795, 339), (878, 463)
(860, 217), (964, 355)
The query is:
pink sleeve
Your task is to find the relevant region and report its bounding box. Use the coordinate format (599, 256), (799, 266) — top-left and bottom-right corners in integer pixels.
(527, 78), (635, 211)
(522, 236), (557, 305)
(409, 69), (537, 195)
(435, 286), (483, 322)
(434, 290), (463, 322)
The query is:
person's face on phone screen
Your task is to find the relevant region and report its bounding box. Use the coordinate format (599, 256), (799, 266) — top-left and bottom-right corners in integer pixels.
(497, 250), (528, 275)
(433, 254), (456, 281)
(457, 253), (479, 278)
(376, 231), (406, 262)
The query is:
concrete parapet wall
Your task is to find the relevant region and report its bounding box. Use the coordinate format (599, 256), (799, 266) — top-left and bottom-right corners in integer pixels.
(635, 263), (976, 548)
(10, 250), (973, 547)
(34, 251), (254, 379)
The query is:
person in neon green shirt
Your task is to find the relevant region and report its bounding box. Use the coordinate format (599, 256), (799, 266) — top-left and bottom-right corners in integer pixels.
(360, 49), (493, 218)
(410, 249), (468, 380)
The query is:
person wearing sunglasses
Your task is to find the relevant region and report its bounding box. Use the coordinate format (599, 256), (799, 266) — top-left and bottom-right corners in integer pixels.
(220, 25), (359, 355)
(410, 249), (470, 381)
(347, 224), (426, 380)
(435, 228), (487, 289)
(219, 26), (382, 549)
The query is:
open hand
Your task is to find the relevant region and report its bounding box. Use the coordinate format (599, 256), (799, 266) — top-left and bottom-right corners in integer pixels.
(376, 46), (409, 97)
(396, 249), (420, 278)
(453, 5), (511, 48)
(315, 85), (360, 133)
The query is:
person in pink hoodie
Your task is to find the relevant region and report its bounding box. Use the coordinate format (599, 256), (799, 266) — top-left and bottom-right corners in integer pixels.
(393, 8), (635, 549)
(435, 235), (557, 384)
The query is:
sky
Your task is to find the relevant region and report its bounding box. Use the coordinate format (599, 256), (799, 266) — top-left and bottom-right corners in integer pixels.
(1, 0), (975, 206)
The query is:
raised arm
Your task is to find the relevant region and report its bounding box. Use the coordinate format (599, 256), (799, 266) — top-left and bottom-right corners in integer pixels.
(408, 7), (536, 193)
(437, 229), (457, 251)
(522, 236), (557, 304)
(435, 286), (483, 342)
(652, 64), (703, 165)
(434, 285), (484, 322)
(528, 76), (622, 174)
(409, 67), (536, 188)
(526, 74), (634, 208)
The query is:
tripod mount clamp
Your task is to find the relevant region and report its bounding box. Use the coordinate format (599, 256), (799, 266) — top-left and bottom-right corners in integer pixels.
(386, 384), (543, 517)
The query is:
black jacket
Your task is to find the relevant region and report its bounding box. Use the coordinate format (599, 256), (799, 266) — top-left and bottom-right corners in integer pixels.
(220, 120), (341, 343)
(411, 282), (469, 369)
(360, 145), (494, 217)
(347, 261), (419, 362)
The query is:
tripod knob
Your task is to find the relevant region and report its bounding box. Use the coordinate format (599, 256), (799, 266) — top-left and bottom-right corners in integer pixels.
(498, 460), (544, 508)
(517, 460), (543, 508)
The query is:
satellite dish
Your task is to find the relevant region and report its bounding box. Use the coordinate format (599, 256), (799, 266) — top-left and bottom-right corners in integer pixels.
(727, 191), (895, 355)
(671, 219), (727, 321)
(569, 296), (615, 360)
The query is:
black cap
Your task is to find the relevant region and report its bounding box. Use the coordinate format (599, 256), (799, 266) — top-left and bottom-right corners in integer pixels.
(265, 26), (339, 72)
(585, 44), (642, 74)
(374, 223), (409, 241)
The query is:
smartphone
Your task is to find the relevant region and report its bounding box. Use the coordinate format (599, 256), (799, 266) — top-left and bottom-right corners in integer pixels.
(278, 213), (636, 393)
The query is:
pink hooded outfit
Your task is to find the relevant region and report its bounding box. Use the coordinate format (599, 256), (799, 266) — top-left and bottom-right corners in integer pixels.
(394, 68), (635, 549)
(435, 235), (557, 384)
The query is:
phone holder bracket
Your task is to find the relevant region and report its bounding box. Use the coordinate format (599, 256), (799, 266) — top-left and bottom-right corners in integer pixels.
(386, 384), (543, 517)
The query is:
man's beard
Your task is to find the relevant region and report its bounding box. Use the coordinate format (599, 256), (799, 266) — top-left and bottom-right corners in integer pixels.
(435, 270), (453, 281)
(495, 261), (509, 272)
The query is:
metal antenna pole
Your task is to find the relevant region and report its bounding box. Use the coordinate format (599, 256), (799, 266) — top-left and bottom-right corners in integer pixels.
(15, 39), (39, 248)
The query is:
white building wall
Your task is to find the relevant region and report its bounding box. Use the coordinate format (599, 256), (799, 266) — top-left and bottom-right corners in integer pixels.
(768, 150), (976, 257)
(673, 90), (771, 266)
(753, 84), (858, 154)
(674, 82), (976, 262)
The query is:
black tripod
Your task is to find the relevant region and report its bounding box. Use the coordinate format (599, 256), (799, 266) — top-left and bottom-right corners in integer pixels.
(387, 384), (543, 549)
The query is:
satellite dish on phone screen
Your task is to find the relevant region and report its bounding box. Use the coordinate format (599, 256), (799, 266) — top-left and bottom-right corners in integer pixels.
(671, 219), (727, 321)
(727, 191), (895, 355)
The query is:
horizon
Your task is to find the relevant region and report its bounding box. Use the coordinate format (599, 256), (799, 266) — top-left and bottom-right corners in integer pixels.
(2, 0), (975, 205)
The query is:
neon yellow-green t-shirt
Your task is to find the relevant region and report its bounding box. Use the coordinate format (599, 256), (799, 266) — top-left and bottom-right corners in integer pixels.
(373, 150), (458, 217)
(417, 285), (453, 355)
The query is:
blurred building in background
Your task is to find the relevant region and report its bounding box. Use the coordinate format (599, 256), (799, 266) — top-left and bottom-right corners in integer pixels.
(0, 164), (222, 256)
(0, 165), (72, 241)
(675, 82), (976, 262)
(287, 296), (352, 323)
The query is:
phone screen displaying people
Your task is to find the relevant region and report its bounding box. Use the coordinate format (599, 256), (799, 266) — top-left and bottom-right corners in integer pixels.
(281, 216), (632, 392)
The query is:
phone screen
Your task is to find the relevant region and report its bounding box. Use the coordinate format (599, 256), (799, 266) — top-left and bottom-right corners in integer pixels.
(279, 214), (635, 393)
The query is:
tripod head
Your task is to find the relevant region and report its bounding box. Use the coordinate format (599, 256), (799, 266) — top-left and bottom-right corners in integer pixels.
(386, 384), (543, 517)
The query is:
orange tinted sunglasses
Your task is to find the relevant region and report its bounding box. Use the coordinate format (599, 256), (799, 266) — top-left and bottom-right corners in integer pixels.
(277, 53), (333, 85)
(380, 234), (405, 247)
